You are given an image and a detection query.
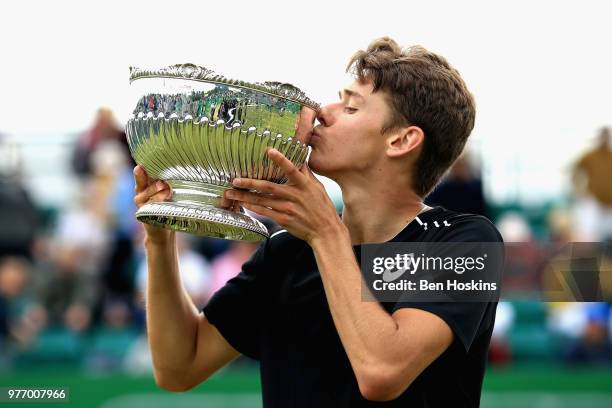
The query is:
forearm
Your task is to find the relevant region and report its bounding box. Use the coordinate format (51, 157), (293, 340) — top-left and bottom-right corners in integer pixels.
(311, 231), (400, 373)
(145, 233), (199, 377)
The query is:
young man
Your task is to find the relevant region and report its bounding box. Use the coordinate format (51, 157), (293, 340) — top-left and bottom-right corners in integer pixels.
(135, 37), (503, 407)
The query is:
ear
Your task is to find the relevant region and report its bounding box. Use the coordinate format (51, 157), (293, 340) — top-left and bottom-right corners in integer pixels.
(385, 126), (424, 158)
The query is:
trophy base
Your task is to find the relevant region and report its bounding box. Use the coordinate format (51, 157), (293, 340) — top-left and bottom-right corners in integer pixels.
(135, 181), (269, 241)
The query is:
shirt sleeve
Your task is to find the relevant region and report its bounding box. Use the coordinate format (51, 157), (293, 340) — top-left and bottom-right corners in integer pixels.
(392, 301), (490, 352)
(393, 215), (504, 352)
(202, 239), (271, 360)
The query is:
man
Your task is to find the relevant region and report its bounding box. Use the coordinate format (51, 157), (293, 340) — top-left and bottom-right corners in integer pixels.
(134, 37), (503, 407)
(571, 127), (612, 241)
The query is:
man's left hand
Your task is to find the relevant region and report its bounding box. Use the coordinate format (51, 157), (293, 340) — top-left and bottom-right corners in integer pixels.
(224, 148), (346, 245)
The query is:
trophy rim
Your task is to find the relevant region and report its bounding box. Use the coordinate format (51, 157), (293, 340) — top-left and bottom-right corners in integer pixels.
(129, 63), (320, 112)
(136, 201), (269, 242)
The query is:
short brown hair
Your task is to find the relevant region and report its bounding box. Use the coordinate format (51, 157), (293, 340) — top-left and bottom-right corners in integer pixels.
(347, 37), (476, 197)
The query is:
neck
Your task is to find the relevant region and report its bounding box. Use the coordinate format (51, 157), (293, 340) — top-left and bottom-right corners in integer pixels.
(335, 170), (427, 244)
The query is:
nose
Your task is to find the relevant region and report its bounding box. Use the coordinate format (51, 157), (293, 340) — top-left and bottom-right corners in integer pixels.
(317, 104), (333, 127)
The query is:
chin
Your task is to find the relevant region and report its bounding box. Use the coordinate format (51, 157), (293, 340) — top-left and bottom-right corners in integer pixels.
(307, 153), (339, 180)
(307, 153), (328, 176)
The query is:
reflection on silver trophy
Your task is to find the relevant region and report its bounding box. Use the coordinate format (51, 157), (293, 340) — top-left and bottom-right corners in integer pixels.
(126, 63), (319, 241)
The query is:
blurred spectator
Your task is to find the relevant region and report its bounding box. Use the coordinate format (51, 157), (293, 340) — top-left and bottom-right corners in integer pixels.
(0, 256), (58, 367)
(549, 303), (589, 342)
(28, 181), (111, 335)
(545, 213), (612, 364)
(425, 152), (488, 218)
(496, 212), (545, 294)
(32, 245), (98, 333)
(95, 133), (139, 300)
(563, 303), (612, 364)
(571, 127), (612, 241)
(0, 137), (38, 260)
(489, 301), (515, 365)
(54, 180), (110, 265)
(71, 108), (133, 179)
(193, 237), (231, 261)
(547, 207), (578, 243)
(497, 212), (533, 242)
(0, 257), (30, 346)
(86, 297), (139, 372)
(210, 241), (259, 295)
(68, 128), (140, 325)
(136, 233), (212, 309)
(543, 205), (610, 302)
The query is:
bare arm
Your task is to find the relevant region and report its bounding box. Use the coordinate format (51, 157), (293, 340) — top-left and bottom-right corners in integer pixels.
(134, 165), (239, 392)
(311, 231), (453, 401)
(224, 150), (454, 401)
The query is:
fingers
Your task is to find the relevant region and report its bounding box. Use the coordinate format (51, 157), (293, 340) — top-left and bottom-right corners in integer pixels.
(241, 202), (281, 221)
(231, 177), (293, 199)
(133, 165), (150, 192)
(219, 196), (237, 211)
(300, 162), (324, 186)
(224, 189), (284, 211)
(150, 188), (172, 203)
(300, 162), (313, 178)
(266, 148), (305, 185)
(134, 180), (171, 208)
(133, 165), (173, 209)
(229, 200), (240, 213)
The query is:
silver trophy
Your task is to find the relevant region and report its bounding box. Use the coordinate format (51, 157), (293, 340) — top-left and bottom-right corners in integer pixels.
(126, 63), (319, 241)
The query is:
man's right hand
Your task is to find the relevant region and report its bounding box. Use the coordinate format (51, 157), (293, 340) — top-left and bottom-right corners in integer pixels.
(133, 165), (173, 243)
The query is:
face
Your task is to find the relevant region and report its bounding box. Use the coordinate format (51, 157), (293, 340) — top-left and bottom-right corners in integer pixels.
(308, 79), (392, 179)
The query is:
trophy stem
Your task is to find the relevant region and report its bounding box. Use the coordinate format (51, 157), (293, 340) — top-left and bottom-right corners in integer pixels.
(166, 179), (230, 208)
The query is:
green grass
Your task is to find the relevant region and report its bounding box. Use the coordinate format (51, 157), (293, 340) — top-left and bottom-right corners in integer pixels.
(0, 364), (610, 407)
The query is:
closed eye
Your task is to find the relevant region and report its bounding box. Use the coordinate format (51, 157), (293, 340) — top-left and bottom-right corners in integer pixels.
(344, 107), (358, 114)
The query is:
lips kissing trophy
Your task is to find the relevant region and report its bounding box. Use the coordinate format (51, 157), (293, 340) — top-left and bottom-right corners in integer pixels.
(126, 63), (319, 241)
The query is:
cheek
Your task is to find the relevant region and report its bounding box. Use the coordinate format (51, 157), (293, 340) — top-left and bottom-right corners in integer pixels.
(310, 115), (382, 171)
(337, 119), (363, 140)
(341, 119), (381, 155)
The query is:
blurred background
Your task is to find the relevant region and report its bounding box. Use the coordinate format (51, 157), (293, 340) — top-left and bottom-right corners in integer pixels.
(1, 0), (611, 407)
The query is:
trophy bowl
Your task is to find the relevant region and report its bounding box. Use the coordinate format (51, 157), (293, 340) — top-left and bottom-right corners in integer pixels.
(126, 63), (319, 241)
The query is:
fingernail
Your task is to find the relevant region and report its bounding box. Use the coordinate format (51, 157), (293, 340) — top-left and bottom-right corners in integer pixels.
(232, 178), (242, 186)
(156, 181), (165, 190)
(225, 190), (235, 199)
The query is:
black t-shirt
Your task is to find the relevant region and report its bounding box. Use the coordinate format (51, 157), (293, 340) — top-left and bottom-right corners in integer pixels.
(203, 206), (504, 407)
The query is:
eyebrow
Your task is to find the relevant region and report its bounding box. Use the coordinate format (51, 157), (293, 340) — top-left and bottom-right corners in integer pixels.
(339, 88), (365, 101)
